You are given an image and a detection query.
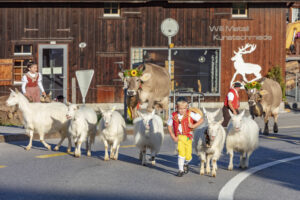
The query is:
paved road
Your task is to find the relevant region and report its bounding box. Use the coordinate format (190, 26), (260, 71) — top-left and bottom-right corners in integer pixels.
(0, 111), (299, 200)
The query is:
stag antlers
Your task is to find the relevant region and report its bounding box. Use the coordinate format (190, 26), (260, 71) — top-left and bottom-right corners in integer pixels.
(234, 43), (256, 55)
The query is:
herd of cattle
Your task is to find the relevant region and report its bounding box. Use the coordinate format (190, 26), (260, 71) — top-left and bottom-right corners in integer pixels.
(4, 63), (283, 177)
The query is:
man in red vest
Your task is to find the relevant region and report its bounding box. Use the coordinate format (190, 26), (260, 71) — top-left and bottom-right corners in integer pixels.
(222, 82), (242, 127)
(168, 97), (204, 177)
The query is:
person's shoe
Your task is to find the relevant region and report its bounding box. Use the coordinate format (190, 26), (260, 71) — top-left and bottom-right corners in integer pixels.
(176, 170), (184, 177)
(183, 164), (189, 174)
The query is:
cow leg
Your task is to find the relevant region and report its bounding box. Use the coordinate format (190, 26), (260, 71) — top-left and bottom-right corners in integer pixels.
(245, 150), (253, 168)
(239, 152), (247, 169)
(263, 112), (270, 135)
(273, 108), (279, 133)
(228, 150), (234, 171)
(200, 153), (206, 175)
(212, 159), (217, 177)
(141, 147), (147, 166)
(40, 134), (51, 150)
(25, 130), (34, 151)
(206, 154), (212, 175)
(103, 140), (109, 161)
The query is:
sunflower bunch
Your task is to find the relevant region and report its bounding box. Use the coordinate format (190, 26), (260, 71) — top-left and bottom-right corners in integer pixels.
(123, 69), (143, 77)
(244, 81), (262, 90)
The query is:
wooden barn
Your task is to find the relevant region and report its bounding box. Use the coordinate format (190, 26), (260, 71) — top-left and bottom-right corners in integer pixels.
(0, 0), (289, 104)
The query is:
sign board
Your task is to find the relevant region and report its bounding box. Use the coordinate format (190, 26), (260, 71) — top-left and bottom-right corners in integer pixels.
(161, 18), (179, 37)
(75, 69), (94, 104)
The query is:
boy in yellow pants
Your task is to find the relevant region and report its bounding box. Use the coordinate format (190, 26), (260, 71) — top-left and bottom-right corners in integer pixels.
(167, 97), (203, 177)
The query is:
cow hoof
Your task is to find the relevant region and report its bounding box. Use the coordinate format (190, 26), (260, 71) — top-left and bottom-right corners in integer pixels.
(228, 165), (233, 171)
(263, 130), (269, 135)
(212, 172), (216, 177)
(53, 146), (59, 151)
(25, 146), (31, 151)
(273, 124), (278, 133)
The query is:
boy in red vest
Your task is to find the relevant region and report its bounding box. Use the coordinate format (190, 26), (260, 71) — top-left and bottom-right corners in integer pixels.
(222, 82), (241, 127)
(167, 97), (204, 177)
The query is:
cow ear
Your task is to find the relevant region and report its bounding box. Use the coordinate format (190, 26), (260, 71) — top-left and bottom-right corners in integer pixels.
(218, 118), (224, 125)
(118, 72), (124, 80)
(229, 109), (234, 118)
(202, 107), (207, 114)
(151, 109), (155, 116)
(213, 108), (220, 118)
(140, 73), (151, 82)
(48, 91), (52, 96)
(111, 106), (116, 112)
(259, 90), (268, 96)
(15, 88), (19, 93)
(239, 110), (245, 118)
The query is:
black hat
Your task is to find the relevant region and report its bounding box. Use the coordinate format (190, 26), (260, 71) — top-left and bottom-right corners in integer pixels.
(176, 96), (188, 103)
(233, 82), (242, 88)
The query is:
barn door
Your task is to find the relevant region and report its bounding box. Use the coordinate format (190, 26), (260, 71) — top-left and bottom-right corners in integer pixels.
(38, 44), (68, 101)
(0, 59), (13, 86)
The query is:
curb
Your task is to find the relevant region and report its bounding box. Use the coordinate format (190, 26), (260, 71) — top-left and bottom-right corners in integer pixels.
(0, 128), (170, 143)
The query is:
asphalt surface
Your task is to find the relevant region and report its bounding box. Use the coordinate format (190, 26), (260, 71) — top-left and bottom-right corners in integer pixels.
(0, 110), (300, 200)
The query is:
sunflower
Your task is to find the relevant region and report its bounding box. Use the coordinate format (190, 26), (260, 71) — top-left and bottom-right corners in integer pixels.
(130, 69), (138, 77)
(251, 81), (257, 87)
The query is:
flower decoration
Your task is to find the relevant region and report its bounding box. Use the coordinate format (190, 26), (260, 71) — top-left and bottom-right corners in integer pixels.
(124, 69), (143, 77)
(244, 81), (262, 90)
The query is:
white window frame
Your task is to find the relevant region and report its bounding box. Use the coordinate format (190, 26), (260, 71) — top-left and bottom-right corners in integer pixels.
(103, 3), (120, 17)
(14, 44), (33, 56)
(232, 3), (248, 18)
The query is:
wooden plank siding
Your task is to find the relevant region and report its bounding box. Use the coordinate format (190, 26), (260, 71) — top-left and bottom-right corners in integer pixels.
(220, 3), (286, 101)
(0, 2), (287, 103)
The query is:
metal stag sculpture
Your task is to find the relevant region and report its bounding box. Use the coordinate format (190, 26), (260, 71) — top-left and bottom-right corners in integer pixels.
(230, 43), (262, 87)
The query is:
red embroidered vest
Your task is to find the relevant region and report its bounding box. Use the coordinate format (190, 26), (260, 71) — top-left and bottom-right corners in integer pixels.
(26, 73), (39, 87)
(172, 110), (194, 138)
(224, 88), (239, 110)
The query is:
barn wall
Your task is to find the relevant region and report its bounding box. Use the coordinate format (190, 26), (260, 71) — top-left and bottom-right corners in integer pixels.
(0, 2), (286, 102)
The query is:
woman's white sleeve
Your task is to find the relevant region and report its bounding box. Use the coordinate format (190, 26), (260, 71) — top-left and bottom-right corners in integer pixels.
(38, 73), (45, 93)
(21, 75), (27, 94)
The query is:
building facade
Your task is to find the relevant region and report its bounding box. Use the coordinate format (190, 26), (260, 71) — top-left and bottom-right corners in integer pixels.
(0, 0), (289, 103)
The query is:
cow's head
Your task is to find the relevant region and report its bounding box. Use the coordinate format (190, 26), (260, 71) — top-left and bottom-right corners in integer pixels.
(100, 106), (116, 128)
(126, 72), (151, 96)
(245, 88), (268, 106)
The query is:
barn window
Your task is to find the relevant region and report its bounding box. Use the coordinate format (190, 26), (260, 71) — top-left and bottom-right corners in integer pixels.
(104, 3), (120, 17)
(13, 59), (32, 84)
(131, 48), (221, 96)
(232, 3), (248, 18)
(14, 44), (32, 56)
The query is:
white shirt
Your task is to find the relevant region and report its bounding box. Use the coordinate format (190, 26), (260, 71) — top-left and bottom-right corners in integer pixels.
(167, 112), (201, 134)
(227, 88), (239, 101)
(21, 72), (45, 94)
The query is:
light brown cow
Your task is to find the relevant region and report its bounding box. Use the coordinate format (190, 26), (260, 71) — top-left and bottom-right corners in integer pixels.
(119, 63), (171, 120)
(246, 78), (282, 135)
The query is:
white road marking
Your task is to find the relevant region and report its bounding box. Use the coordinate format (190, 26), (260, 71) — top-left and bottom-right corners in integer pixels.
(218, 156), (300, 200)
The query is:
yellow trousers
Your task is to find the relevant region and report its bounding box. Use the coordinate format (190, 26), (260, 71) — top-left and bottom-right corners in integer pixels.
(178, 135), (192, 161)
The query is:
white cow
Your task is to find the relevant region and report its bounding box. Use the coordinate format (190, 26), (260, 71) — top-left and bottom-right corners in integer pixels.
(133, 110), (164, 166)
(97, 107), (126, 161)
(227, 110), (259, 170)
(67, 104), (97, 157)
(6, 89), (71, 152)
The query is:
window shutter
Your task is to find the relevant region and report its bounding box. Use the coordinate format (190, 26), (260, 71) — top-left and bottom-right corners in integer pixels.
(0, 59), (13, 86)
